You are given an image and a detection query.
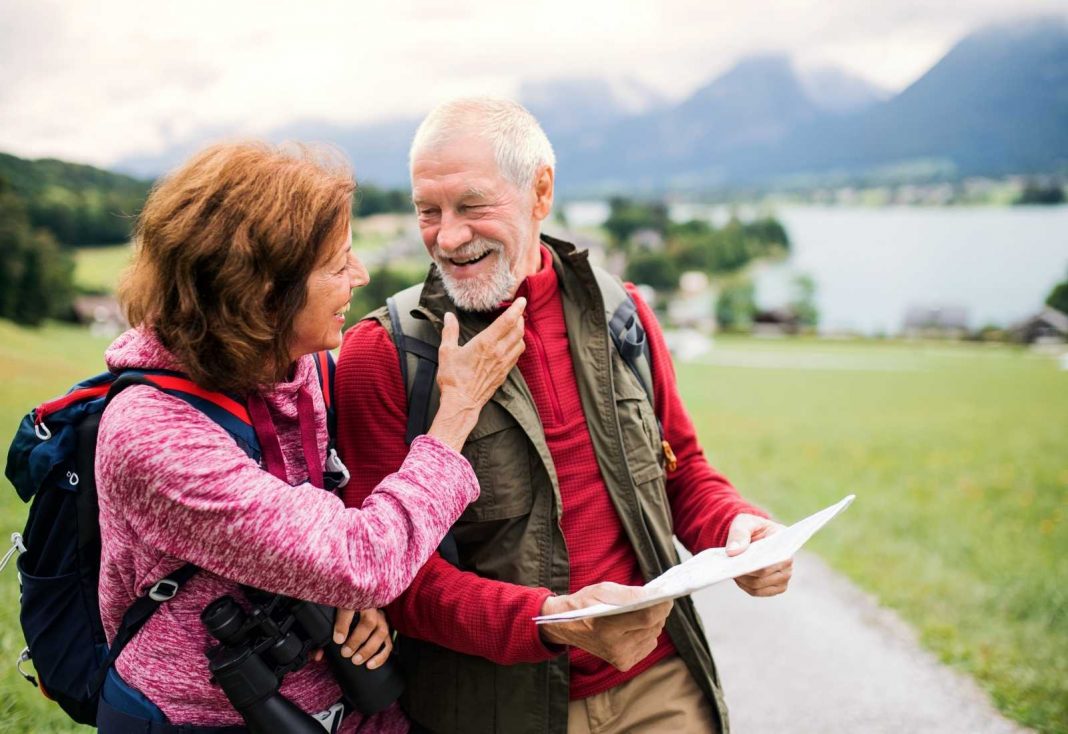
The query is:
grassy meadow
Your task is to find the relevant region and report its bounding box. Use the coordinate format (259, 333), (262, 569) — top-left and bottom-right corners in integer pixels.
(72, 244), (133, 294)
(0, 321), (108, 733)
(679, 337), (1067, 732)
(0, 322), (1064, 732)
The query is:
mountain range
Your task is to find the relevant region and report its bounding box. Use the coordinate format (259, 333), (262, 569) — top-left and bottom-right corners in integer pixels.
(106, 17), (1068, 192)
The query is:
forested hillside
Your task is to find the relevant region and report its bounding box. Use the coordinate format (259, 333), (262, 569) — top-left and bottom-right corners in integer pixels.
(0, 153), (151, 246)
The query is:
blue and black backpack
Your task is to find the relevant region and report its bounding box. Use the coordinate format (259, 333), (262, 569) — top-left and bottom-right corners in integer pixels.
(1, 351), (342, 726)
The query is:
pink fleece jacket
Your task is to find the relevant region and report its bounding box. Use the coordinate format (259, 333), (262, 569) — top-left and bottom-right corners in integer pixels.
(96, 328), (478, 731)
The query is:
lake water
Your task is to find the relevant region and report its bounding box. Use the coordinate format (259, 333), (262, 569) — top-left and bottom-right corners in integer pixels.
(758, 206), (1068, 335)
(565, 202), (1068, 335)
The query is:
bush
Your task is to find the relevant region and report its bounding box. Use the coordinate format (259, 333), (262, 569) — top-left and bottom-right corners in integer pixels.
(661, 216), (790, 276)
(625, 251), (680, 292)
(354, 185), (411, 216)
(715, 278), (756, 332)
(603, 197), (669, 248)
(1046, 270), (1068, 314)
(1015, 182), (1066, 206)
(791, 274), (819, 328)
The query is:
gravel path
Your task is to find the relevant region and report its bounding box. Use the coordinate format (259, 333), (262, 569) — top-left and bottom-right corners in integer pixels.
(694, 551), (1030, 733)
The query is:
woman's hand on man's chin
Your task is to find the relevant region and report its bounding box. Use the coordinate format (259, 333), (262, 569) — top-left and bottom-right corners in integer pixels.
(429, 298), (528, 450)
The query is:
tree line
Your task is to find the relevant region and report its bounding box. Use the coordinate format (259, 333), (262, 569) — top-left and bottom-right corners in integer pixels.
(0, 150), (417, 328)
(0, 153), (152, 246)
(604, 197), (812, 331)
(0, 152), (416, 250)
(0, 153), (150, 326)
(0, 177), (76, 325)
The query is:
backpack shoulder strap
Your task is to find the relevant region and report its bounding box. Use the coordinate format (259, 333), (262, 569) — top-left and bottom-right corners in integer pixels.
(591, 267), (656, 414)
(89, 563), (199, 696)
(312, 350), (336, 437)
(86, 372), (242, 696)
(386, 284), (441, 446)
(591, 269), (676, 469)
(311, 351), (350, 490)
(384, 286), (458, 564)
(107, 371), (260, 461)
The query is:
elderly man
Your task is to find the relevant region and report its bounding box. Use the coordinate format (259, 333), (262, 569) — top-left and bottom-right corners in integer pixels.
(335, 98), (792, 734)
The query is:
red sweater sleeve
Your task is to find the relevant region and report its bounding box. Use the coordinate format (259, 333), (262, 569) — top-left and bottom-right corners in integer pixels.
(335, 319), (558, 665)
(625, 284), (769, 552)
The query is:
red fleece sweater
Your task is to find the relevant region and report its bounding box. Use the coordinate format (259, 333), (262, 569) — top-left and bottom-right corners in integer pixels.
(336, 245), (766, 700)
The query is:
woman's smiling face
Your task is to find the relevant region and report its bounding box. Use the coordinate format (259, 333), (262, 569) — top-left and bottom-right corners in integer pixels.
(289, 221), (368, 360)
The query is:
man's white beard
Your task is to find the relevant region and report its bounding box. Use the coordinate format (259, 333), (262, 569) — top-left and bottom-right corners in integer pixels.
(434, 236), (517, 312)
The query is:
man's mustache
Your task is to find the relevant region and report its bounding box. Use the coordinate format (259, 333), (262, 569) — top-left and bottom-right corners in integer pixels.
(433, 237), (505, 263)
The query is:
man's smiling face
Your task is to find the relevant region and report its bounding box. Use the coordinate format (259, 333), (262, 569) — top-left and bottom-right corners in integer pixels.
(411, 134), (542, 311)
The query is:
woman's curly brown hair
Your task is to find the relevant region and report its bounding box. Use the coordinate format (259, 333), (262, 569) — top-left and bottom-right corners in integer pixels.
(120, 142), (355, 393)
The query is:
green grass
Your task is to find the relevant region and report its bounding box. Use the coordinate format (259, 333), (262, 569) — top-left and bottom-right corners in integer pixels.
(69, 221), (405, 297)
(0, 320), (110, 733)
(0, 325), (1064, 731)
(72, 244), (132, 294)
(678, 336), (1067, 733)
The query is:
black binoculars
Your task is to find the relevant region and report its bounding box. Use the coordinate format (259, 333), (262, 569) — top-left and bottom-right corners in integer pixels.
(201, 591), (404, 733)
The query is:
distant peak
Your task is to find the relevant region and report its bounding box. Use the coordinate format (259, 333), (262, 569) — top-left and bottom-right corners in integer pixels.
(798, 66), (891, 114)
(519, 76), (665, 116)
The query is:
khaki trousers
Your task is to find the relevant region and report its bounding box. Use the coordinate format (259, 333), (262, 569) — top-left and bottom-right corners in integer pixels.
(567, 655), (716, 733)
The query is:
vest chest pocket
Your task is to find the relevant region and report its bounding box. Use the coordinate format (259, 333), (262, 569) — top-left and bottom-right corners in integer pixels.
(615, 389), (665, 487)
(615, 390), (675, 549)
(459, 404), (534, 522)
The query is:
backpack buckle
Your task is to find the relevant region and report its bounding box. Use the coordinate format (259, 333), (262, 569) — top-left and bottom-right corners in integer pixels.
(325, 448), (350, 489)
(16, 647), (36, 687)
(148, 578), (180, 602)
(0, 533), (26, 573)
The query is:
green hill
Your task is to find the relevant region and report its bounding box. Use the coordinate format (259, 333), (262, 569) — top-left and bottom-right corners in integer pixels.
(0, 152), (151, 246)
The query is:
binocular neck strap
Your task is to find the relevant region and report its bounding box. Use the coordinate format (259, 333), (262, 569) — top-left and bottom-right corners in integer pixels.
(247, 388), (323, 489)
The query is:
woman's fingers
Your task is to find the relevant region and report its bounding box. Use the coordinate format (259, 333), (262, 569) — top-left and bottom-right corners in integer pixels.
(365, 634), (394, 670)
(476, 299), (527, 345)
(333, 608), (357, 645)
(441, 311), (459, 352)
(350, 624), (390, 666)
(339, 609), (393, 667)
(430, 300), (529, 449)
(494, 298), (527, 331)
(340, 610), (378, 658)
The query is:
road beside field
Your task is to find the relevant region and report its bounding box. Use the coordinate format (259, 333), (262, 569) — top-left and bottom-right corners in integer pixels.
(695, 552), (1031, 733)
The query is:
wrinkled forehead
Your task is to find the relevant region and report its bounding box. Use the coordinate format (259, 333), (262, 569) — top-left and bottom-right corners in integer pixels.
(411, 134), (514, 199)
(411, 131), (498, 173)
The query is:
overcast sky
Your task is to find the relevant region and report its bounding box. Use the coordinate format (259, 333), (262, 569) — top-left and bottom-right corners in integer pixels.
(2, 0), (1065, 168)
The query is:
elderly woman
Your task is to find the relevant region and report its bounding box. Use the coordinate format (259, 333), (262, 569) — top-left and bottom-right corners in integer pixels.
(94, 142), (525, 733)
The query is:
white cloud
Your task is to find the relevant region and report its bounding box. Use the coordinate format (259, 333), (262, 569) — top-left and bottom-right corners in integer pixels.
(0, 0), (1064, 167)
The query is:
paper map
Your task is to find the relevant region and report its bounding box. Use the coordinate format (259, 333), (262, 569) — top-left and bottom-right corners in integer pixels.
(534, 494), (855, 624)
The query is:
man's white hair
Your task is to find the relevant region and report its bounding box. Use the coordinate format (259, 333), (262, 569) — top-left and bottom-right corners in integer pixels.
(409, 97), (556, 189)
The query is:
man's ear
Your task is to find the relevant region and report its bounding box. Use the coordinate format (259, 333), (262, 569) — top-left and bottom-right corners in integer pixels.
(531, 165), (554, 222)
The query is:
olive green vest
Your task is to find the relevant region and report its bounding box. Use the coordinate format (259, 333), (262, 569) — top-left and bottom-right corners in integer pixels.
(367, 236), (729, 734)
